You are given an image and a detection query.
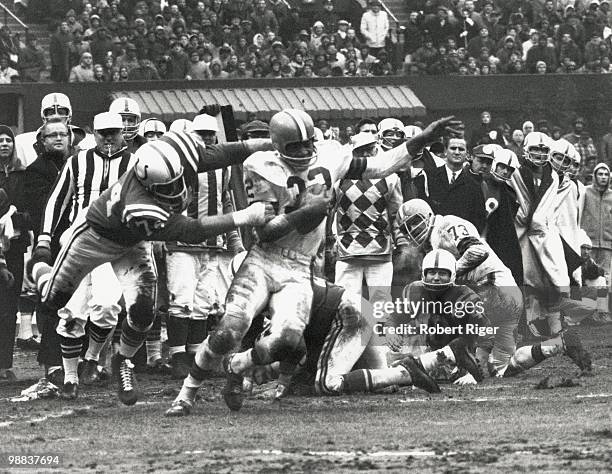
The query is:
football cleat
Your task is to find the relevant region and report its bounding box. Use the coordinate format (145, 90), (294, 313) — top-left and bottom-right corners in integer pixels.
(16, 337), (40, 351)
(112, 354), (138, 406)
(396, 355), (441, 393)
(221, 355), (244, 411)
(164, 399), (193, 417)
(80, 359), (100, 385)
(147, 359), (173, 376)
(449, 337), (484, 382)
(60, 382), (78, 400)
(562, 330), (592, 374)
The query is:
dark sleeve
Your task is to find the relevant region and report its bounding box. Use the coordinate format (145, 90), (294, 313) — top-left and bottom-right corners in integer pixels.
(197, 142), (262, 172)
(472, 184), (487, 234)
(146, 213), (237, 243)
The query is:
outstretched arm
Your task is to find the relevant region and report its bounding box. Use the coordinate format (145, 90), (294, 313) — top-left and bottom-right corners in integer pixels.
(197, 139), (274, 172)
(346, 117), (463, 180)
(257, 196), (331, 242)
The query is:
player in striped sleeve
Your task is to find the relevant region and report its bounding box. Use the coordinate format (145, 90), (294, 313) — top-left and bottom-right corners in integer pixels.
(29, 136), (275, 406)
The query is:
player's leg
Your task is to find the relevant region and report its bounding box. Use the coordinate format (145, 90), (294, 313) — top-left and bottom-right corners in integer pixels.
(363, 260), (393, 305)
(166, 249), (271, 416)
(111, 242), (157, 405)
(334, 260), (365, 298)
(146, 242), (167, 371)
(82, 264), (122, 384)
(165, 251), (198, 379)
(55, 274), (90, 399)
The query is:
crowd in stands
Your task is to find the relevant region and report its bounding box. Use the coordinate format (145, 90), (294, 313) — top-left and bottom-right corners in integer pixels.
(1, 0), (612, 82)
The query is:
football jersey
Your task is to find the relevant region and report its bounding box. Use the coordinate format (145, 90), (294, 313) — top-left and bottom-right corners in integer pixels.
(87, 168), (171, 246)
(430, 214), (516, 286)
(244, 141), (357, 256)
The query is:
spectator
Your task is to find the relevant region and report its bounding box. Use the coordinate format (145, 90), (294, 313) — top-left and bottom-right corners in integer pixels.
(90, 28), (113, 66)
(0, 54), (18, 83)
(522, 28), (540, 60)
(116, 43), (140, 75)
(167, 42), (189, 79)
(599, 118), (612, 168)
(0, 124), (31, 382)
(470, 111), (494, 147)
(557, 32), (583, 68)
(563, 117), (587, 145)
(209, 59), (229, 78)
(0, 26), (18, 66)
(18, 35), (45, 82)
(403, 11), (423, 61)
(69, 31), (91, 68)
(84, 14), (101, 40)
(319, 0), (339, 34)
(230, 58), (253, 78)
(535, 60), (548, 73)
(127, 58), (161, 80)
(467, 26), (496, 58)
(251, 0), (279, 35)
(575, 131), (599, 166)
(523, 120), (535, 135)
(418, 136), (487, 233)
(186, 51), (209, 80)
(425, 6), (457, 48)
(508, 129), (524, 157)
(65, 9), (83, 35)
(526, 33), (557, 72)
(50, 21), (73, 82)
(93, 63), (106, 82)
(69, 51), (95, 82)
(581, 163), (612, 279)
(360, 0), (389, 57)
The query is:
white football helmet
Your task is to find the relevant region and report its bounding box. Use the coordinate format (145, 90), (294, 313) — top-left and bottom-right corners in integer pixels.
(134, 140), (188, 213)
(169, 119), (194, 133)
(396, 199), (434, 247)
(523, 131), (552, 167)
(139, 118), (167, 142)
(351, 132), (379, 158)
(421, 248), (456, 291)
(568, 146), (582, 180)
(270, 109), (317, 171)
(41, 93), (72, 124)
(109, 97), (141, 140)
(491, 148), (519, 182)
(377, 118), (405, 150)
(549, 138), (577, 174)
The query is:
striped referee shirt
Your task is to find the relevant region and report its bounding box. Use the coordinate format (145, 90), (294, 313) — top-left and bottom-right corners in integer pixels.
(38, 146), (135, 244)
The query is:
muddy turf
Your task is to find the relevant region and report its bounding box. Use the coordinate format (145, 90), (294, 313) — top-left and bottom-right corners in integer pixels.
(0, 324), (611, 473)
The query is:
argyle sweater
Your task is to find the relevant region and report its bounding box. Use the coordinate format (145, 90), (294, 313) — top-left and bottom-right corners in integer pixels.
(333, 174), (403, 262)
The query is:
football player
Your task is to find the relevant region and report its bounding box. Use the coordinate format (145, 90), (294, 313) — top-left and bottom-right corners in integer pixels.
(377, 118), (406, 151)
(108, 97), (141, 153)
(511, 132), (569, 339)
(29, 131), (276, 405)
(14, 92), (95, 168)
(396, 197), (592, 380)
(30, 112), (135, 399)
(165, 252), (441, 416)
(167, 109), (460, 412)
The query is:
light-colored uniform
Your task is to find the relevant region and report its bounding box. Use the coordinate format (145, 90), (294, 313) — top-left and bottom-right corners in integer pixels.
(429, 214), (523, 375)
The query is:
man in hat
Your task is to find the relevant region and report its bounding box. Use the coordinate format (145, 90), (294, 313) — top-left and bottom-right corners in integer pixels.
(250, 0), (279, 35)
(360, 0), (389, 56)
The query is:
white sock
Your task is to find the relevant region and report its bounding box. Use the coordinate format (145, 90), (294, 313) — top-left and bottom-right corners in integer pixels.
(419, 345), (456, 372)
(63, 358), (79, 384)
(18, 313), (33, 340)
(169, 346), (185, 358)
(186, 343), (201, 354)
(146, 340), (162, 365)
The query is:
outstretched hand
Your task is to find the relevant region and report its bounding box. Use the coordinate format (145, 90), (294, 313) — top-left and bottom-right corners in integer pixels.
(422, 116), (464, 141)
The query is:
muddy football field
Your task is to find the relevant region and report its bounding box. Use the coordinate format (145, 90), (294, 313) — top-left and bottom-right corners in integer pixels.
(0, 324), (611, 473)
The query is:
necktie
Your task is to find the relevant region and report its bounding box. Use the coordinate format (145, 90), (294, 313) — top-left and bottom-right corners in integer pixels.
(450, 172), (457, 185)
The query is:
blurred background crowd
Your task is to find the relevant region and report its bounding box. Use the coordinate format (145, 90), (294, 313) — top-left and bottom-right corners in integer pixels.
(2, 0), (612, 83)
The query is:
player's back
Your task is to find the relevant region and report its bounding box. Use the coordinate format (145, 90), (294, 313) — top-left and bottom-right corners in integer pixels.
(432, 214), (516, 286)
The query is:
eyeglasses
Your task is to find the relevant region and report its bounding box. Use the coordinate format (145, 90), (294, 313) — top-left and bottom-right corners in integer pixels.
(43, 132), (69, 139)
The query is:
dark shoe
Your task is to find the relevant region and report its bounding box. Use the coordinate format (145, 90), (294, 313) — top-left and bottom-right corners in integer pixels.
(111, 354), (138, 406)
(80, 359), (100, 385)
(46, 367), (64, 387)
(396, 355), (441, 393)
(164, 399), (193, 417)
(170, 352), (191, 380)
(221, 355), (244, 411)
(562, 329), (592, 374)
(147, 359), (173, 376)
(60, 382), (78, 400)
(449, 337), (484, 382)
(16, 337), (40, 351)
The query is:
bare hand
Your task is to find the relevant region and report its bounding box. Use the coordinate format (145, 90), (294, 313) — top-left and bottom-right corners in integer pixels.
(422, 116), (464, 140)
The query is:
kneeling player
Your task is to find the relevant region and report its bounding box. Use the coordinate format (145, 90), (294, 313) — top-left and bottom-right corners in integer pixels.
(396, 199), (592, 379)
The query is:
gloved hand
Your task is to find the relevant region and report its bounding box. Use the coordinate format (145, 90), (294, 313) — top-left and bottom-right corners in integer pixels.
(0, 261), (14, 288)
(453, 373), (477, 385)
(26, 242), (53, 279)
